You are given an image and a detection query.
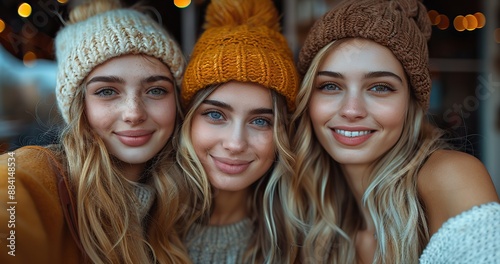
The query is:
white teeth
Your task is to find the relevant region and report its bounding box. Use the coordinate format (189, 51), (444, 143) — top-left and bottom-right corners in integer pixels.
(335, 129), (371, 137)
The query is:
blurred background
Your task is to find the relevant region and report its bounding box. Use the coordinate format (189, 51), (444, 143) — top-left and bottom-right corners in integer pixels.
(0, 0), (499, 196)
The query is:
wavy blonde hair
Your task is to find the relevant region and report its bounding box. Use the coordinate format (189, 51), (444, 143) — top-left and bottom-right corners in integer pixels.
(52, 70), (205, 263)
(50, 1), (205, 262)
(178, 84), (299, 263)
(290, 40), (448, 263)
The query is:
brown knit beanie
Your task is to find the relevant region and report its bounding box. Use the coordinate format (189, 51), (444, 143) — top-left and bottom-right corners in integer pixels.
(181, 0), (298, 111)
(55, 0), (185, 123)
(298, 0), (432, 109)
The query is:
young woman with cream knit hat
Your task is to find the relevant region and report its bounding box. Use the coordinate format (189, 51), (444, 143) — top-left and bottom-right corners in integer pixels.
(290, 0), (500, 263)
(177, 0), (299, 263)
(0, 0), (206, 263)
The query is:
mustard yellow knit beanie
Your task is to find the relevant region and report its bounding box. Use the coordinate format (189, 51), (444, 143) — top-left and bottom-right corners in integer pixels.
(182, 0), (298, 111)
(298, 0), (432, 109)
(55, 0), (185, 123)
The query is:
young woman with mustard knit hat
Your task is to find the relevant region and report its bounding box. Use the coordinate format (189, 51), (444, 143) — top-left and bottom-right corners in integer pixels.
(0, 0), (206, 263)
(178, 0), (299, 263)
(290, 0), (500, 263)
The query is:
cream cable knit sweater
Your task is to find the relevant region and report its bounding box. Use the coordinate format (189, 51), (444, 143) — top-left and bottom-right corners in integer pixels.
(419, 202), (500, 263)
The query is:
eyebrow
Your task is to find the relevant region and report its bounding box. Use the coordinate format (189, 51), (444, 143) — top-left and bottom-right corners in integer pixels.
(202, 99), (274, 115)
(364, 71), (404, 84)
(86, 75), (173, 86)
(86, 76), (124, 85)
(317, 71), (404, 84)
(142, 75), (174, 85)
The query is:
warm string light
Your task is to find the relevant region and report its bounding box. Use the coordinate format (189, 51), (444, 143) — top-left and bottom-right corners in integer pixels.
(174, 0), (191, 8)
(429, 10), (486, 32)
(495, 28), (500, 44)
(23, 51), (37, 67)
(0, 19), (5, 33)
(18, 3), (32, 18)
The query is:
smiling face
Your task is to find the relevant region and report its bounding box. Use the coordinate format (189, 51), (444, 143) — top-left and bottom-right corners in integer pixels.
(308, 39), (409, 170)
(84, 54), (177, 179)
(190, 81), (275, 193)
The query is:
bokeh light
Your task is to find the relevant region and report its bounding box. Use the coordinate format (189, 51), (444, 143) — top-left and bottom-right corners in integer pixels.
(57, 0), (68, 3)
(18, 3), (32, 18)
(474, 12), (486, 29)
(174, 0), (191, 8)
(0, 19), (5, 33)
(23, 51), (37, 67)
(495, 28), (500, 44)
(465, 14), (478, 31)
(428, 10), (439, 26)
(436, 14), (449, 30)
(454, 15), (466, 32)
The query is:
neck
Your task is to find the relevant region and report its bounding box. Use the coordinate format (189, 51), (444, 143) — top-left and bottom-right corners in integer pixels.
(209, 188), (249, 226)
(341, 164), (375, 231)
(115, 159), (146, 182)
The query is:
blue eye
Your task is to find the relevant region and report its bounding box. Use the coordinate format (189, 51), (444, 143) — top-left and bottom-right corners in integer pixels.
(252, 118), (271, 127)
(95, 88), (117, 97)
(206, 111), (223, 120)
(147, 88), (167, 96)
(319, 83), (340, 91)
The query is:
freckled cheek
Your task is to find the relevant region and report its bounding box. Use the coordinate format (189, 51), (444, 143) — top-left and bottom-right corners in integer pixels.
(153, 103), (177, 132)
(84, 99), (114, 131)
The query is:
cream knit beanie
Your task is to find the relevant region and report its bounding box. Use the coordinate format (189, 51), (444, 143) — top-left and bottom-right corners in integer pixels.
(55, 1), (185, 123)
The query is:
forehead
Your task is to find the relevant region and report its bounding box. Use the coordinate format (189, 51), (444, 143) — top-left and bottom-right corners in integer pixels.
(319, 38), (406, 78)
(86, 54), (173, 79)
(207, 81), (272, 107)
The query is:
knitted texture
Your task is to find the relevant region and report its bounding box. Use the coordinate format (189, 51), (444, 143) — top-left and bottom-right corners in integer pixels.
(181, 0), (298, 111)
(185, 218), (253, 264)
(133, 182), (155, 223)
(419, 202), (500, 263)
(298, 0), (432, 109)
(55, 7), (185, 123)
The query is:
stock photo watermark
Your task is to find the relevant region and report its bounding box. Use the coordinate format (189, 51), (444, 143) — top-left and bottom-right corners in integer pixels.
(5, 152), (16, 257)
(442, 74), (499, 129)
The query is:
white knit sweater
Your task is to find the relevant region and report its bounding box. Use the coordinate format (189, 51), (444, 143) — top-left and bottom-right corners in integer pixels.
(419, 202), (500, 263)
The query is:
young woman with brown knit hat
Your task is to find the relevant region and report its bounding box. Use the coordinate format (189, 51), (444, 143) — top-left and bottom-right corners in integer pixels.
(289, 0), (500, 263)
(177, 0), (299, 263)
(0, 0), (207, 263)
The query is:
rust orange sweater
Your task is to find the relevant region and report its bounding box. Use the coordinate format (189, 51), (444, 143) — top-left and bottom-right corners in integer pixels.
(0, 146), (80, 264)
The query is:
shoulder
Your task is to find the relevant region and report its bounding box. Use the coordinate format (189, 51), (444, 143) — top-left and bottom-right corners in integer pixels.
(417, 149), (499, 234)
(0, 146), (64, 193)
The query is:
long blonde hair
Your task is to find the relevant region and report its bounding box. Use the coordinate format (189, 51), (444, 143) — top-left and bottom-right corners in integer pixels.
(178, 84), (299, 263)
(290, 40), (448, 263)
(53, 68), (204, 263)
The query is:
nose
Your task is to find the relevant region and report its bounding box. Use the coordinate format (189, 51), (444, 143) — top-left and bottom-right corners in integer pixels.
(122, 95), (147, 125)
(222, 123), (248, 154)
(339, 92), (367, 121)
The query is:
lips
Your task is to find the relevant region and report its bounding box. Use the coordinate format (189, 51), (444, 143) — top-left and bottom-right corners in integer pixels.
(331, 127), (374, 146)
(114, 130), (154, 147)
(211, 155), (252, 175)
